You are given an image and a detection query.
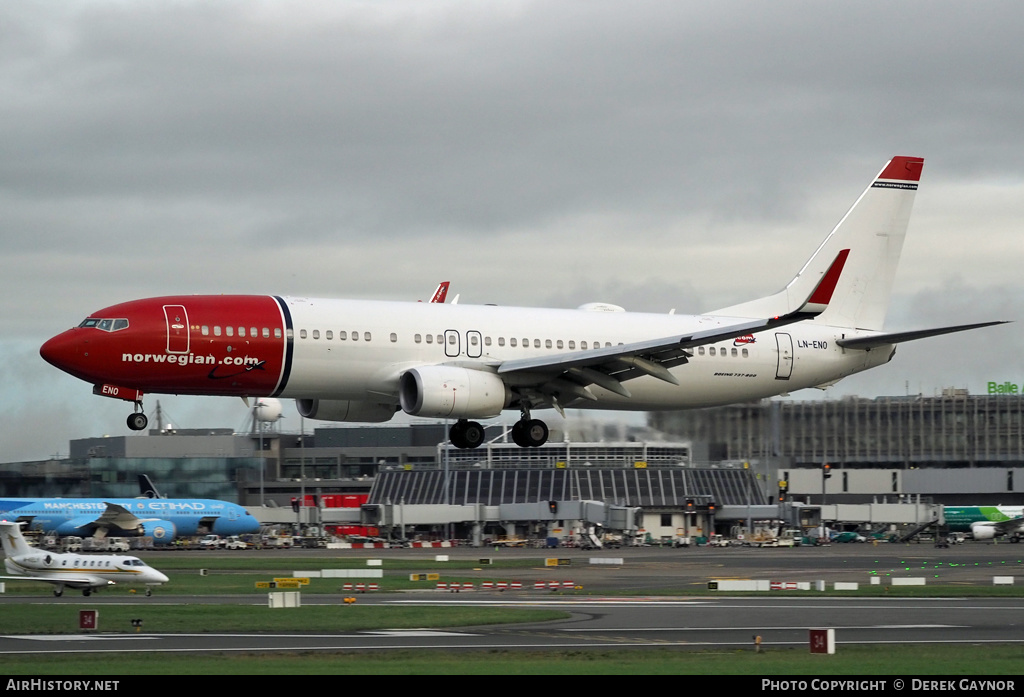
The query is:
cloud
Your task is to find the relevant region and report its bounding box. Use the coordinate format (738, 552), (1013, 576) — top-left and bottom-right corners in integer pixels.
(3, 1), (1024, 460)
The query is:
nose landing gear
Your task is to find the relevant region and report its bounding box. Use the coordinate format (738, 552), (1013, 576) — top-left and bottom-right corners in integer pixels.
(127, 402), (148, 431)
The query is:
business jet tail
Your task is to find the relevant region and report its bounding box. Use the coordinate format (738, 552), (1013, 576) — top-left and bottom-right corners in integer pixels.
(0, 522), (34, 557)
(713, 156), (924, 331)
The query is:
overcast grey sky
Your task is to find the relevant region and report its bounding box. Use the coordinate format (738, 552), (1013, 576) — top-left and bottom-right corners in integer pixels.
(4, 1), (1024, 461)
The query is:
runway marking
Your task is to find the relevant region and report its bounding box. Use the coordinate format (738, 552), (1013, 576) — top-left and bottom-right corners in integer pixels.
(3, 638), (1024, 657)
(564, 624), (966, 632)
(2, 635), (161, 642)
(388, 599), (714, 607)
(363, 630), (479, 637)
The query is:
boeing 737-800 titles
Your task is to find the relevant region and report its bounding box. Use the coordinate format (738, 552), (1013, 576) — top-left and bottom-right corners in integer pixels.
(40, 157), (1005, 449)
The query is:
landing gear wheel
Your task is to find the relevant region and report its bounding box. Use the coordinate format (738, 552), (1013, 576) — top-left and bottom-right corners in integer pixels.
(512, 419), (548, 447)
(127, 412), (148, 431)
(146, 588), (153, 597)
(82, 588), (92, 597)
(449, 420), (485, 449)
(53, 587), (63, 598)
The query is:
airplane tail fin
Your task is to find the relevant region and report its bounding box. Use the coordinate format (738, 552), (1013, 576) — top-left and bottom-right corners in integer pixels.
(0, 522), (34, 557)
(138, 474), (163, 499)
(713, 156), (924, 330)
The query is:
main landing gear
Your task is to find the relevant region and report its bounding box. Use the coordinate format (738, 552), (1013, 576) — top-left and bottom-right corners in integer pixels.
(448, 411), (550, 449)
(449, 420), (486, 449)
(511, 418), (548, 448)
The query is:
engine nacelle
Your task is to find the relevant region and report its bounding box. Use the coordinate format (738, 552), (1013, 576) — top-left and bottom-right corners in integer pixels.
(296, 399), (397, 423)
(970, 523), (996, 540)
(138, 520), (176, 544)
(399, 366), (511, 419)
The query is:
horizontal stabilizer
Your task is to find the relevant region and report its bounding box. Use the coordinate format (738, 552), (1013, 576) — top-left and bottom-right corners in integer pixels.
(836, 321), (1009, 350)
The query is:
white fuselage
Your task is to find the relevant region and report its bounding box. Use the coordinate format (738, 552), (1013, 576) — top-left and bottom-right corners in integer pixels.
(280, 299), (894, 409)
(4, 550), (169, 590)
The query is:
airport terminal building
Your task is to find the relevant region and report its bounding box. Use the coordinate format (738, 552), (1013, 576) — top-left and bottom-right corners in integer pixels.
(650, 389), (1024, 506)
(6, 390), (1023, 542)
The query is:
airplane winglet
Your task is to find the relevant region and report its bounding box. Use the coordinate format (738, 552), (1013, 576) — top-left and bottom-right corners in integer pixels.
(429, 282), (450, 304)
(796, 249), (850, 317)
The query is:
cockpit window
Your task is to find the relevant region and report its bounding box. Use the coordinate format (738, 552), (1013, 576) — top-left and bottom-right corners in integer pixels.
(79, 318), (129, 332)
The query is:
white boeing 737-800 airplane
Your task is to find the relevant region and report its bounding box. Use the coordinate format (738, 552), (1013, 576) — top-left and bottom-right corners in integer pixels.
(40, 156), (1004, 448)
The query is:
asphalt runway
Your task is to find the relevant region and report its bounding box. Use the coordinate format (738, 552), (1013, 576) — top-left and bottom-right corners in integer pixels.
(1, 596), (1022, 655)
(1, 542), (1022, 655)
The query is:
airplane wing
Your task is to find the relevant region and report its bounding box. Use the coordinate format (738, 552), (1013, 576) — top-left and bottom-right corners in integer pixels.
(94, 502), (143, 532)
(987, 516), (1024, 537)
(0, 574), (111, 589)
(836, 321), (1009, 350)
(497, 251), (850, 404)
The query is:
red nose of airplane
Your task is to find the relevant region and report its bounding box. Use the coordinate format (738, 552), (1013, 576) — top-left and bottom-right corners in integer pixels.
(40, 329), (93, 382)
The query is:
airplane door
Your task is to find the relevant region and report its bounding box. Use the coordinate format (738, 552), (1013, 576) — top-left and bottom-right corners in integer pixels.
(444, 330), (460, 358)
(164, 305), (190, 354)
(466, 330), (482, 358)
(775, 333), (793, 380)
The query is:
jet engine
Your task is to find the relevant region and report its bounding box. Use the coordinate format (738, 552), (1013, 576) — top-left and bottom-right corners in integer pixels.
(296, 399), (397, 423)
(399, 366), (511, 419)
(970, 523), (996, 540)
(137, 520), (177, 544)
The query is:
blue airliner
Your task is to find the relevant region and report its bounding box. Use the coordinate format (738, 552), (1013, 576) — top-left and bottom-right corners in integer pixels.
(0, 492), (260, 545)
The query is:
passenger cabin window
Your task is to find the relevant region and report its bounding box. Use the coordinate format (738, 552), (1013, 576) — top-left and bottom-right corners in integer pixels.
(339, 331), (347, 340)
(263, 328), (270, 338)
(300, 329), (307, 339)
(326, 330), (333, 340)
(390, 333), (397, 342)
(312, 330), (320, 340)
